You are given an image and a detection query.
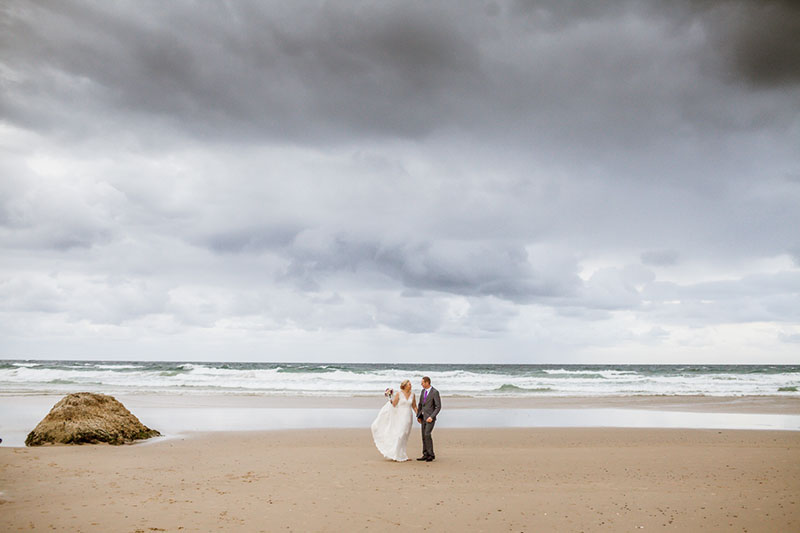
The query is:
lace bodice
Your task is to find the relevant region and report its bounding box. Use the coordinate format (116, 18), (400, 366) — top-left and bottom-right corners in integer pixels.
(395, 392), (413, 406)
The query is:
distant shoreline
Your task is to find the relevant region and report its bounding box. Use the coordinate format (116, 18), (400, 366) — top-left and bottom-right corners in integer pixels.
(2, 392), (799, 413)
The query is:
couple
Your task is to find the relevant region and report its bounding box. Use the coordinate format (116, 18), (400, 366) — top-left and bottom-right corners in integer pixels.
(370, 376), (441, 462)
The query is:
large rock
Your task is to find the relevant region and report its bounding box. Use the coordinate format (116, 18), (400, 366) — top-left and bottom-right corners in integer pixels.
(25, 392), (160, 446)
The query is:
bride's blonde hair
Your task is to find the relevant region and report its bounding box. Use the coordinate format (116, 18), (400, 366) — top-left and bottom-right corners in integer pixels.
(400, 379), (411, 390)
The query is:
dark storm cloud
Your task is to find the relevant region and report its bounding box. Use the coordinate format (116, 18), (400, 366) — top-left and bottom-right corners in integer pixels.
(698, 0), (800, 87)
(277, 233), (581, 303)
(1, 0), (481, 142)
(375, 241), (579, 302)
(2, 0), (797, 150)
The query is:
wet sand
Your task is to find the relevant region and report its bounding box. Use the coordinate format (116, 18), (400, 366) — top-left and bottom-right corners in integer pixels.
(3, 394), (799, 448)
(4, 393), (799, 413)
(113, 393), (800, 413)
(1, 427), (798, 532)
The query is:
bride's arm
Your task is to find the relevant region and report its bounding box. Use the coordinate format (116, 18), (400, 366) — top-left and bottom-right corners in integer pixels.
(412, 394), (418, 414)
(392, 393), (400, 407)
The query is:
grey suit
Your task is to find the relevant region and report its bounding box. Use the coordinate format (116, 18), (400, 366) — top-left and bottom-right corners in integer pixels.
(417, 386), (441, 458)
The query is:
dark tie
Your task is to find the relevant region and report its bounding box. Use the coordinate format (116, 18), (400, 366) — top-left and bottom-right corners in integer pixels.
(423, 389), (428, 402)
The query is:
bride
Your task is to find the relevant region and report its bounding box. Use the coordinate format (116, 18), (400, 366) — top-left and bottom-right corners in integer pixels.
(371, 379), (417, 461)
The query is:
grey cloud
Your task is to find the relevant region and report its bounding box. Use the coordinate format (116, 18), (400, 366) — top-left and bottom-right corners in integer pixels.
(642, 271), (800, 324)
(309, 292), (344, 306)
(1, 1), (798, 362)
(459, 297), (520, 334)
(81, 278), (169, 325)
(632, 326), (671, 345)
(0, 0), (481, 142)
(376, 242), (541, 300)
(0, 273), (169, 325)
(0, 224), (110, 251)
(645, 271), (800, 302)
(279, 233), (380, 292)
(277, 233), (582, 303)
(0, 174), (117, 250)
(370, 294), (519, 335)
(203, 225), (301, 254)
(641, 250), (680, 266)
(554, 307), (613, 321)
(3, 0), (797, 153)
(0, 276), (64, 313)
(790, 247), (800, 267)
(550, 265), (800, 324)
(222, 288), (448, 334)
(580, 265), (654, 310)
(372, 297), (446, 334)
(703, 0), (800, 88)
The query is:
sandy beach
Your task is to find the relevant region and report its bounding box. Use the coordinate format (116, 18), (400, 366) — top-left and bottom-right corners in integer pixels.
(1, 426), (798, 532)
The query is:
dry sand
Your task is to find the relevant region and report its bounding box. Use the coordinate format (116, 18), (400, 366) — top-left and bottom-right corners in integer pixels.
(1, 427), (798, 532)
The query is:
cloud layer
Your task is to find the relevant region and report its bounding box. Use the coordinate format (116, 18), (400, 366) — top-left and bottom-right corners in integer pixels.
(1, 0), (798, 362)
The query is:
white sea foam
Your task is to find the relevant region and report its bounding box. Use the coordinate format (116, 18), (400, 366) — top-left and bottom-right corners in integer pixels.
(0, 362), (798, 397)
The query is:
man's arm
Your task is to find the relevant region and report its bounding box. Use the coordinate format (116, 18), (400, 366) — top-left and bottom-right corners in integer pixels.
(430, 389), (441, 420)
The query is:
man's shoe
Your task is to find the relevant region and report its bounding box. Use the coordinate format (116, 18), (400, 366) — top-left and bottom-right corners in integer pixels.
(425, 456), (434, 462)
(416, 456), (429, 461)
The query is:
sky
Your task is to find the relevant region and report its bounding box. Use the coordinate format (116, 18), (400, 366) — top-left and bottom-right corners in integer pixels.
(1, 0), (799, 364)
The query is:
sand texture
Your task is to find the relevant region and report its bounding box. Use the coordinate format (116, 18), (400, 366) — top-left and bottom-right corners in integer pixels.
(1, 427), (798, 532)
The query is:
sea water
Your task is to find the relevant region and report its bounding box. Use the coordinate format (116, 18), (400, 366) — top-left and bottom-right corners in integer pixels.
(2, 362), (799, 446)
(1, 361), (798, 397)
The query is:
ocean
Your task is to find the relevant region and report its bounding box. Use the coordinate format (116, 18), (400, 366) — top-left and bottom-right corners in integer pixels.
(1, 360), (798, 397)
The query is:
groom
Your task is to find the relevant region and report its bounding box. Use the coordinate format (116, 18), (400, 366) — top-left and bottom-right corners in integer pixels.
(416, 376), (441, 462)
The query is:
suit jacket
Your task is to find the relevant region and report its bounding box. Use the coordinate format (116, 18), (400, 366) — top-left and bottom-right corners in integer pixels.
(417, 386), (441, 422)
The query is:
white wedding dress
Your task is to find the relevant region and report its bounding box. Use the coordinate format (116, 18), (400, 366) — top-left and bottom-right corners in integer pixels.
(371, 392), (414, 461)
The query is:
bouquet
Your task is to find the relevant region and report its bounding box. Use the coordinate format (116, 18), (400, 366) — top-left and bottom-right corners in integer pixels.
(384, 387), (394, 401)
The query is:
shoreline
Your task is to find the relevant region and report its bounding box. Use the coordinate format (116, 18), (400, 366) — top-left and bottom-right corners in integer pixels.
(1, 427), (798, 531)
(2, 393), (799, 448)
(2, 392), (798, 413)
